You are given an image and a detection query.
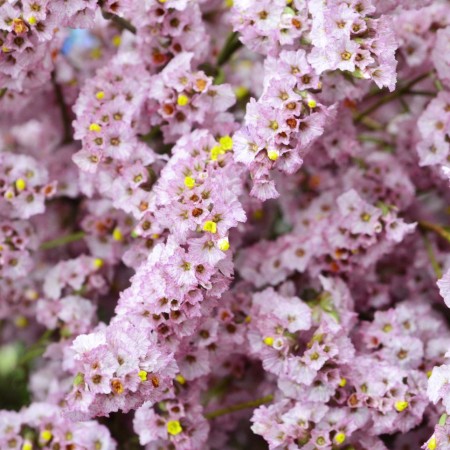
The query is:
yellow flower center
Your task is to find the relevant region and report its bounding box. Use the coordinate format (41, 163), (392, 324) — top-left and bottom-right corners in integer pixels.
(268, 150), (279, 161)
(177, 94), (189, 106)
(89, 123), (102, 132)
(40, 430), (52, 443)
(334, 432), (346, 445)
(218, 237), (230, 251)
(167, 420), (183, 436)
(93, 258), (103, 269)
(112, 227), (123, 241)
(175, 374), (186, 384)
(112, 35), (121, 47)
(428, 436), (437, 450)
(203, 221), (217, 233)
(341, 51), (352, 61)
(219, 136), (233, 151)
(138, 370), (148, 381)
(395, 400), (409, 412)
(15, 178), (26, 191)
(184, 176), (195, 188)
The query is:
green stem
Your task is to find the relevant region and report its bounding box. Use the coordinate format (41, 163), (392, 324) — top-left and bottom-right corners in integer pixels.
(423, 234), (443, 279)
(355, 72), (432, 122)
(40, 231), (86, 250)
(204, 394), (274, 420)
(357, 135), (394, 152)
(358, 116), (384, 131)
(217, 32), (242, 67)
(405, 90), (437, 97)
(435, 79), (444, 92)
(419, 221), (450, 244)
(18, 330), (54, 366)
(0, 87), (7, 99)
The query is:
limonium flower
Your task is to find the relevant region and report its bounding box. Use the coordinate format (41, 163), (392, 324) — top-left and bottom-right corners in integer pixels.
(2, 0), (450, 449)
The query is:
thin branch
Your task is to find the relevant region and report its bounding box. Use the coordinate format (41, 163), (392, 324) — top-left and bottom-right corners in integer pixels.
(40, 231), (86, 250)
(204, 394), (274, 420)
(101, 10), (136, 34)
(355, 72), (432, 122)
(405, 90), (437, 97)
(357, 135), (392, 146)
(423, 234), (443, 279)
(217, 32), (242, 67)
(418, 221), (450, 244)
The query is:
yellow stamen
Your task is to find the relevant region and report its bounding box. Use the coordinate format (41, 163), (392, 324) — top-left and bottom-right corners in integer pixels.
(428, 436), (437, 450)
(177, 94), (189, 106)
(269, 120), (279, 130)
(93, 258), (104, 269)
(15, 178), (26, 191)
(89, 123), (102, 132)
(184, 176), (195, 189)
(395, 400), (409, 412)
(268, 150), (279, 161)
(263, 336), (274, 346)
(15, 316), (28, 328)
(28, 16), (37, 25)
(112, 227), (123, 241)
(90, 47), (102, 59)
(341, 51), (352, 61)
(96, 91), (105, 100)
(210, 146), (223, 161)
(218, 237), (230, 251)
(334, 432), (346, 445)
(138, 370), (148, 381)
(40, 430), (52, 443)
(22, 442), (33, 450)
(167, 420), (183, 436)
(219, 136), (233, 151)
(307, 99), (317, 108)
(203, 221), (217, 233)
(112, 35), (121, 47)
(234, 86), (248, 99)
(175, 374), (186, 385)
(338, 378), (347, 387)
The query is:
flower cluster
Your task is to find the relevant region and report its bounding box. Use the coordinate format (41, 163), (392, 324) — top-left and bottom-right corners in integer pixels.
(234, 49), (334, 200)
(0, 0), (98, 91)
(0, 402), (116, 450)
(2, 1), (450, 450)
(147, 53), (236, 143)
